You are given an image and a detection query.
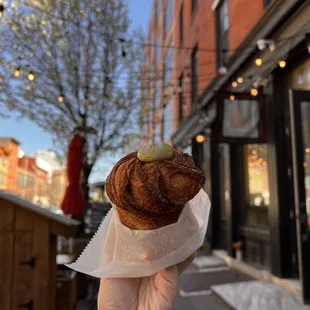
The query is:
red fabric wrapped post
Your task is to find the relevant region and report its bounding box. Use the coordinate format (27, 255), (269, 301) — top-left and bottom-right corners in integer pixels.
(61, 135), (84, 216)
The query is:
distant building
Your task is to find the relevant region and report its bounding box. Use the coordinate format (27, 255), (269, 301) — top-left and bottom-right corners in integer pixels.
(31, 149), (64, 182)
(0, 137), (63, 208)
(0, 138), (20, 193)
(50, 168), (67, 207)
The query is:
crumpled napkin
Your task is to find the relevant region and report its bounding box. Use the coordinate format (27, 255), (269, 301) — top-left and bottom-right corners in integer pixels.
(66, 189), (210, 278)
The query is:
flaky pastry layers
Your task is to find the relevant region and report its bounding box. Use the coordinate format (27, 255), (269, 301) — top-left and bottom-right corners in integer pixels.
(106, 149), (205, 230)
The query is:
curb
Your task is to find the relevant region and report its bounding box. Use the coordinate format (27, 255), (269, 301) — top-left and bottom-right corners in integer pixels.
(212, 250), (301, 297)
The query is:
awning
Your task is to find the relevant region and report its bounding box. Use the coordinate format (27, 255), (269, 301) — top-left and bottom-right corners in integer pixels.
(172, 102), (217, 148)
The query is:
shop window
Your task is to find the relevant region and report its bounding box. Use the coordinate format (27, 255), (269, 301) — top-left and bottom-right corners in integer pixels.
(245, 144), (270, 227)
(191, 47), (198, 106)
(215, 0), (229, 69)
(290, 58), (310, 90)
(163, 100), (172, 142)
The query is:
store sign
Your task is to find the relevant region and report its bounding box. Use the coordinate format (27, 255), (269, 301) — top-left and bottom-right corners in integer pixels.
(222, 99), (259, 138)
(217, 93), (265, 143)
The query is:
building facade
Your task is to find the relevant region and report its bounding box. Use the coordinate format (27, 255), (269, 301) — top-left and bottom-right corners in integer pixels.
(0, 137), (67, 208)
(142, 0), (310, 304)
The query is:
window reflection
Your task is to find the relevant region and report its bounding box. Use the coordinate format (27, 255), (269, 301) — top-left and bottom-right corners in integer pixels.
(245, 144), (270, 226)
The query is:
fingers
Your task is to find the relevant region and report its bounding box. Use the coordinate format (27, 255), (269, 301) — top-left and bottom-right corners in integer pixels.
(176, 252), (196, 275)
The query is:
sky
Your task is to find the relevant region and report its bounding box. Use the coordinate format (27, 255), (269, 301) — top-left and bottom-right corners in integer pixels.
(0, 0), (153, 182)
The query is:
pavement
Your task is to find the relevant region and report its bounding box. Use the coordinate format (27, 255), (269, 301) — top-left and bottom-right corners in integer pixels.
(173, 256), (251, 310)
(76, 254), (310, 310)
(76, 254), (251, 310)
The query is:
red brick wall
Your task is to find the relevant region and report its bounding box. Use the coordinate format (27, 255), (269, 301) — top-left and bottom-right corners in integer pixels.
(5, 140), (19, 192)
(142, 0), (265, 141)
(228, 0), (264, 51)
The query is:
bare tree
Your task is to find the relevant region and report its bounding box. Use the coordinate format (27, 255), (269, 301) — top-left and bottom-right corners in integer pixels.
(0, 0), (143, 200)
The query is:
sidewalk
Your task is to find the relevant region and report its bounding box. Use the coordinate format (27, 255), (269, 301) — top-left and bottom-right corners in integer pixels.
(173, 255), (250, 310)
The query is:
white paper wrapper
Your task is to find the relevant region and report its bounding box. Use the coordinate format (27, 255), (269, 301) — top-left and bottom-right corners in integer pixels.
(66, 189), (210, 278)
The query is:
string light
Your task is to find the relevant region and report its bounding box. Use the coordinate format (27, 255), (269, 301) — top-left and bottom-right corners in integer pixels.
(28, 71), (35, 81)
(58, 95), (64, 102)
(218, 66), (227, 75)
(196, 135), (205, 143)
(250, 88), (258, 97)
(229, 95), (235, 101)
(278, 60), (286, 68)
(254, 58), (262, 67)
(14, 68), (21, 77)
(237, 77), (243, 84)
(232, 81), (238, 88)
(0, 4), (4, 18)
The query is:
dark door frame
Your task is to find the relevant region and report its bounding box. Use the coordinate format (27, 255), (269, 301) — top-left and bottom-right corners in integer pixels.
(289, 89), (310, 304)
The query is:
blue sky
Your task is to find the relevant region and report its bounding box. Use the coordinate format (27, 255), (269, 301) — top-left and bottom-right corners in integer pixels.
(0, 0), (152, 181)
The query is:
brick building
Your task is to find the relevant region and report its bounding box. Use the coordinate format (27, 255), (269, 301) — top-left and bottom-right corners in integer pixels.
(0, 138), (20, 193)
(0, 137), (67, 208)
(142, 0), (310, 304)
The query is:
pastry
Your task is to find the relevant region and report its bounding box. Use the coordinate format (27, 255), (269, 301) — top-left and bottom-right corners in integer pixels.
(106, 143), (205, 230)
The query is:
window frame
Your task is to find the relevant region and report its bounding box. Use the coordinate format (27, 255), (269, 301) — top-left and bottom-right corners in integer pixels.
(179, 4), (184, 46)
(179, 74), (183, 121)
(191, 47), (198, 106)
(215, 0), (229, 69)
(191, 0), (197, 15)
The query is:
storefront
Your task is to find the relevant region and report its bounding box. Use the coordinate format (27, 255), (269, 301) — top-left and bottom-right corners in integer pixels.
(172, 0), (310, 303)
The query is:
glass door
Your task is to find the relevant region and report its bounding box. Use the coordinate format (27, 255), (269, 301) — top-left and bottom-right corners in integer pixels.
(289, 90), (310, 304)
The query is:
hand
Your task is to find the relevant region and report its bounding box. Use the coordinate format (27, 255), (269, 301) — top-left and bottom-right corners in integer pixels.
(97, 253), (196, 310)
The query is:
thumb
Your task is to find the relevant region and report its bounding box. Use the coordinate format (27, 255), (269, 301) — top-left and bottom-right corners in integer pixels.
(176, 252), (196, 275)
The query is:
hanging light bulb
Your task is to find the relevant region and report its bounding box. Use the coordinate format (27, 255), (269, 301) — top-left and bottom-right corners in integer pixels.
(237, 77), (243, 84)
(250, 88), (258, 97)
(232, 81), (238, 88)
(229, 95), (235, 101)
(0, 4), (5, 18)
(196, 135), (205, 143)
(58, 95), (64, 102)
(218, 66), (227, 75)
(28, 71), (35, 81)
(278, 60), (286, 68)
(254, 58), (262, 67)
(14, 68), (21, 77)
